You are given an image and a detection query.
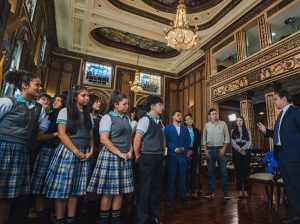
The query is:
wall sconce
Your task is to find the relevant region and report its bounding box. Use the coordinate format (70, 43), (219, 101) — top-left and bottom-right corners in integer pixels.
(188, 104), (194, 113)
(228, 113), (237, 122)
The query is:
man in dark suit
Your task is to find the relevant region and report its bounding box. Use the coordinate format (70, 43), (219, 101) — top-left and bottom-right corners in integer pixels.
(164, 111), (191, 205)
(257, 90), (300, 223)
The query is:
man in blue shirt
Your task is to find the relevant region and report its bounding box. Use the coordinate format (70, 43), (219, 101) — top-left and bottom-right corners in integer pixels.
(164, 111), (191, 205)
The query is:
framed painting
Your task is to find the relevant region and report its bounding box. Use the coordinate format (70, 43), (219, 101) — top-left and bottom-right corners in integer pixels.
(83, 62), (113, 88)
(139, 73), (162, 95)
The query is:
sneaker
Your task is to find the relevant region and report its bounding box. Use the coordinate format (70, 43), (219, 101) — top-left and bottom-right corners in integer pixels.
(190, 193), (199, 199)
(203, 192), (214, 198)
(223, 193), (231, 200)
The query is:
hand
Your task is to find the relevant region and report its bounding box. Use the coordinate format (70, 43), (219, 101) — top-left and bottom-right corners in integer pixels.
(126, 151), (133, 160)
(75, 150), (86, 160)
(257, 122), (266, 133)
(219, 148), (225, 157)
(187, 150), (193, 158)
(81, 150), (93, 161)
(175, 147), (183, 154)
(204, 149), (210, 158)
(119, 152), (128, 161)
(240, 148), (247, 156)
(53, 132), (58, 137)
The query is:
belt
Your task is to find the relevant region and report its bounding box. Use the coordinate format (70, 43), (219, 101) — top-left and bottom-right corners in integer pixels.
(275, 145), (283, 150)
(207, 146), (222, 149)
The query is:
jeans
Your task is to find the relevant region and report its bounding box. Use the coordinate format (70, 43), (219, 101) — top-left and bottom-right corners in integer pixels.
(207, 147), (228, 194)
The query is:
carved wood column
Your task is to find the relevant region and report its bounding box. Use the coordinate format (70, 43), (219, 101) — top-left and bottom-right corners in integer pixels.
(236, 30), (247, 61)
(264, 83), (280, 149)
(240, 92), (255, 147)
(258, 14), (271, 49)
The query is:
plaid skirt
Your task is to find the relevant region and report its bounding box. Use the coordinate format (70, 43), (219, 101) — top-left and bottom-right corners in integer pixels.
(87, 147), (134, 195)
(0, 140), (30, 198)
(31, 147), (55, 194)
(43, 144), (91, 199)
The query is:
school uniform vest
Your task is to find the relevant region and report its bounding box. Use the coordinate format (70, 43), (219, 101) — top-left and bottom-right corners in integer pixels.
(0, 98), (35, 146)
(140, 116), (164, 154)
(108, 114), (132, 153)
(68, 112), (91, 147)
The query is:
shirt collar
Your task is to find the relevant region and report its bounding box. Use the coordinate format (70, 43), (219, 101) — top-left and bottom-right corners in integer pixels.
(173, 122), (181, 127)
(15, 94), (36, 106)
(109, 111), (124, 118)
(282, 104), (292, 113)
(147, 113), (160, 122)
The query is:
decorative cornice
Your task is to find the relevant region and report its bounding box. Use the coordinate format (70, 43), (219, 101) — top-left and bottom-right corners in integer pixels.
(177, 56), (205, 77)
(211, 52), (300, 101)
(209, 32), (300, 86)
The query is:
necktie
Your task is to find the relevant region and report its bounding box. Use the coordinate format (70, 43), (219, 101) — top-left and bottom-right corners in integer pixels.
(273, 111), (283, 145)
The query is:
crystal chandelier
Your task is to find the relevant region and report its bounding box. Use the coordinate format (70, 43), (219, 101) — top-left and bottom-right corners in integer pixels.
(164, 0), (198, 51)
(129, 42), (143, 93)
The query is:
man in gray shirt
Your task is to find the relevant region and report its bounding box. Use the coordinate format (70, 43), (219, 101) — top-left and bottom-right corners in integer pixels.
(202, 108), (230, 199)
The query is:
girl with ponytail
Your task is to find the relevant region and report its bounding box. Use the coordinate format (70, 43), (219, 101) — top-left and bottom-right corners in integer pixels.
(88, 90), (134, 224)
(0, 70), (42, 224)
(43, 85), (94, 224)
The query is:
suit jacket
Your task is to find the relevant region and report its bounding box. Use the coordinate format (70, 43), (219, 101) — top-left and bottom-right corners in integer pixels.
(164, 124), (191, 156)
(264, 105), (300, 162)
(190, 127), (201, 154)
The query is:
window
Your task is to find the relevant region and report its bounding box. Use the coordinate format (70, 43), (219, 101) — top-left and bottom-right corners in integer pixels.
(139, 73), (162, 95)
(10, 40), (23, 70)
(268, 1), (300, 44)
(40, 34), (47, 62)
(245, 22), (261, 56)
(83, 62), (113, 88)
(25, 0), (37, 21)
(214, 41), (237, 73)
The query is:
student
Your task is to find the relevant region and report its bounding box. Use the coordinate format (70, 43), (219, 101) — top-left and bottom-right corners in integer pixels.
(0, 70), (42, 224)
(88, 90), (134, 224)
(88, 94), (102, 152)
(134, 95), (165, 224)
(43, 85), (94, 224)
(31, 94), (66, 223)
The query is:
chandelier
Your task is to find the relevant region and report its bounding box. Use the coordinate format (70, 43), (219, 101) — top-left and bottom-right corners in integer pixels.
(129, 42), (143, 93)
(164, 0), (198, 51)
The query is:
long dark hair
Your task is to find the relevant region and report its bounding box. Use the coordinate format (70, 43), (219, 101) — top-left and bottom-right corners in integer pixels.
(106, 90), (127, 113)
(67, 85), (92, 133)
(48, 93), (67, 124)
(88, 94), (100, 113)
(232, 116), (249, 141)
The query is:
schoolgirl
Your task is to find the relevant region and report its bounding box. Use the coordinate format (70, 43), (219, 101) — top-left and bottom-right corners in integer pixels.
(88, 94), (102, 153)
(0, 70), (42, 224)
(43, 85), (94, 223)
(87, 90), (134, 224)
(31, 93), (66, 223)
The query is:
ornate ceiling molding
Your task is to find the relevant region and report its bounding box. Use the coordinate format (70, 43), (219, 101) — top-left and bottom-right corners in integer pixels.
(108, 0), (243, 30)
(141, 0), (223, 14)
(90, 27), (179, 58)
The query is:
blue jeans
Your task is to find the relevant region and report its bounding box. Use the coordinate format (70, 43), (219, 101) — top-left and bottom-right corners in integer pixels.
(207, 147), (228, 194)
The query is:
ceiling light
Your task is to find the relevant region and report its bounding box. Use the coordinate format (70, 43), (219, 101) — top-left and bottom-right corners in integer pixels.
(163, 0), (198, 51)
(259, 112), (264, 115)
(272, 32), (276, 36)
(129, 40), (143, 93)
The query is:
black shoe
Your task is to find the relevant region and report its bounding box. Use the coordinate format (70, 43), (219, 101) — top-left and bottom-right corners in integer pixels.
(223, 193), (231, 200)
(152, 218), (165, 224)
(282, 216), (300, 223)
(203, 192), (214, 198)
(190, 193), (199, 199)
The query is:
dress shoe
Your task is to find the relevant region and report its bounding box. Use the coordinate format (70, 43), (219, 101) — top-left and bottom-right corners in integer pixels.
(282, 216), (300, 223)
(152, 218), (165, 224)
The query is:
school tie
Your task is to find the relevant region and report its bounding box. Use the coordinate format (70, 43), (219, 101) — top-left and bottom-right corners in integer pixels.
(273, 111), (283, 145)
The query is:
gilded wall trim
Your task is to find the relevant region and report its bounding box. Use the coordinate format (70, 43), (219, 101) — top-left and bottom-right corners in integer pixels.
(209, 32), (300, 86)
(258, 14), (270, 49)
(211, 52), (300, 101)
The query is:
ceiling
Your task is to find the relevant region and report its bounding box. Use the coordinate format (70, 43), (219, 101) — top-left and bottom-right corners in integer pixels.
(54, 0), (262, 74)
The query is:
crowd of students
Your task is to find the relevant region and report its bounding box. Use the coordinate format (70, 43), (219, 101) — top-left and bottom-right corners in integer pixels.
(0, 70), (254, 224)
